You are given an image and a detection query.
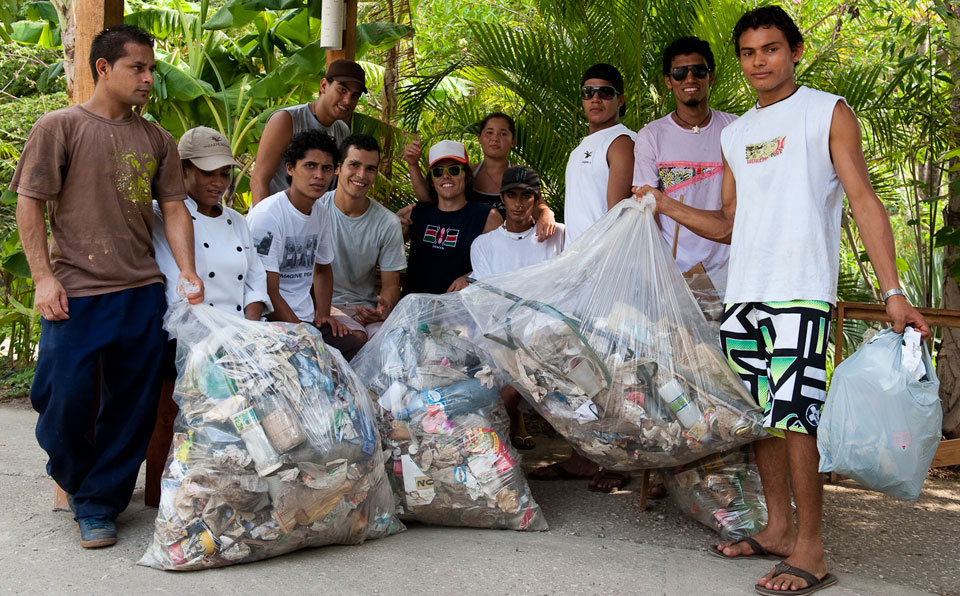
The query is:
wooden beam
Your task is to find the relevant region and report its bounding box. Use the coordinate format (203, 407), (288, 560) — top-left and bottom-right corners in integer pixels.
(325, 0), (358, 64)
(932, 438), (960, 468)
(70, 0), (124, 105)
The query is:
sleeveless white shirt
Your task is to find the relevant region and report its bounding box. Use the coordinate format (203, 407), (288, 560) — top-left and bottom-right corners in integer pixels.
(563, 123), (634, 244)
(721, 86), (847, 305)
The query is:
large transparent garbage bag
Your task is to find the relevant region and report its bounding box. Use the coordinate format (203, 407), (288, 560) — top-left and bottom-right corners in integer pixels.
(818, 328), (941, 500)
(460, 197), (766, 470)
(662, 446), (767, 541)
(139, 303), (403, 571)
(351, 293), (547, 531)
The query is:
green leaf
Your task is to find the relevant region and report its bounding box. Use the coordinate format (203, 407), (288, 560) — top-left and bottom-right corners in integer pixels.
(2, 251), (32, 280)
(242, 0), (302, 9)
(27, 1), (58, 24)
(355, 22), (412, 58)
(248, 40), (325, 98)
(36, 60), (62, 93)
(272, 8), (314, 46)
(10, 20), (46, 44)
(204, 0), (258, 30)
(935, 226), (960, 248)
(896, 256), (909, 273)
(1, 190), (17, 206)
(155, 60), (216, 101)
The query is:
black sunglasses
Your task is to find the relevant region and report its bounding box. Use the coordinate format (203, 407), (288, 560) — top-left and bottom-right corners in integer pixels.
(580, 85), (620, 100)
(430, 164), (465, 177)
(670, 64), (710, 81)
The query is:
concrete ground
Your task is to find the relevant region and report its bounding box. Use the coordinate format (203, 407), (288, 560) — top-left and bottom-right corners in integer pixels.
(1, 398), (957, 596)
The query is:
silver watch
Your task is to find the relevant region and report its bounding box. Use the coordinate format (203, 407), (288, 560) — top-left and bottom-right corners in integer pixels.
(882, 288), (905, 302)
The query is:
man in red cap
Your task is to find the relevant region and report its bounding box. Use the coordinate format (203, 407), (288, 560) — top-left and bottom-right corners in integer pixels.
(251, 60), (366, 205)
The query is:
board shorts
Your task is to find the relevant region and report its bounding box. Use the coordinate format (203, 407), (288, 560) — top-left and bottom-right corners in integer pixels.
(719, 301), (832, 436)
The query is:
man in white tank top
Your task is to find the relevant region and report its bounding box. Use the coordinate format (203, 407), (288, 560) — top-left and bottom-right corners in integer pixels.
(636, 6), (929, 595)
(533, 64), (634, 491)
(250, 60), (366, 205)
(562, 63), (635, 246)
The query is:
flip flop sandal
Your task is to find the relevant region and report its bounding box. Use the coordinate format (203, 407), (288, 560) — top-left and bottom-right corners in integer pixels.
(709, 536), (779, 560)
(511, 435), (536, 450)
(755, 561), (839, 596)
(588, 470), (631, 493)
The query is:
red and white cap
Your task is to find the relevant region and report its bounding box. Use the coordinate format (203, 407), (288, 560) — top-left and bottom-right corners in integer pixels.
(427, 140), (468, 167)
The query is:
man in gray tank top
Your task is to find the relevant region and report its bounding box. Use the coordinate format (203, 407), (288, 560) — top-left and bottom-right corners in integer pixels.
(250, 60), (366, 205)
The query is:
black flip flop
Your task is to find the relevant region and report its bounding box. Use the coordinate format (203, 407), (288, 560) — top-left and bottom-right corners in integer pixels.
(710, 536), (779, 560)
(511, 434), (536, 450)
(755, 561), (839, 596)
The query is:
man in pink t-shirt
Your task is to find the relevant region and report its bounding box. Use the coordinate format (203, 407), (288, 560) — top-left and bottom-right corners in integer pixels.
(632, 36), (736, 295)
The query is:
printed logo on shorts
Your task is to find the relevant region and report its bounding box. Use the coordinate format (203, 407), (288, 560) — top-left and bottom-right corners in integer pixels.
(423, 225), (459, 247)
(745, 136), (786, 164)
(805, 403), (821, 427)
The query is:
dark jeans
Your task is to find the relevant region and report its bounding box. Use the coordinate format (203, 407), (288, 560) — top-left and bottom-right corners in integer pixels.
(31, 283), (167, 520)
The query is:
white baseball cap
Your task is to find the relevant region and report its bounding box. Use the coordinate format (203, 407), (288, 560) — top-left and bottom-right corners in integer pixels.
(427, 140), (468, 167)
(178, 126), (240, 171)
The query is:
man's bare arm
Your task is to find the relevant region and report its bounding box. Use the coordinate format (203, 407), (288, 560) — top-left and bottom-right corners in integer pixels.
(264, 271), (299, 324)
(831, 101), (929, 337)
(634, 151), (737, 244)
(16, 196), (68, 321)
(313, 262), (349, 335)
(251, 111), (293, 206)
(606, 135), (636, 210)
(158, 200), (204, 304)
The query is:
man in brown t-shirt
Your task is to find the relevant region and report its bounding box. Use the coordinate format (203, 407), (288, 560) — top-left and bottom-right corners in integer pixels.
(10, 25), (204, 549)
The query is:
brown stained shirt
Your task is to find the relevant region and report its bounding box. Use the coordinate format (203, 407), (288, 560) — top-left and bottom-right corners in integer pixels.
(10, 105), (186, 297)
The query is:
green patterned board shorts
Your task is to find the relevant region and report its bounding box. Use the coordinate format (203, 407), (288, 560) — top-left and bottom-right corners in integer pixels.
(720, 301), (832, 436)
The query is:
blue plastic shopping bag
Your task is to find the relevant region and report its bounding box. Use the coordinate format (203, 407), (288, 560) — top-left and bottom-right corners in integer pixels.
(817, 328), (942, 500)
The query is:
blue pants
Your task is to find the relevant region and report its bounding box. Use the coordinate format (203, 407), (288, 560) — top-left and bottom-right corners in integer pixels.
(31, 283), (167, 520)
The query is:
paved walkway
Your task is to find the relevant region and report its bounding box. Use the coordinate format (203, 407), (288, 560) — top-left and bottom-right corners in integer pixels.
(0, 402), (950, 596)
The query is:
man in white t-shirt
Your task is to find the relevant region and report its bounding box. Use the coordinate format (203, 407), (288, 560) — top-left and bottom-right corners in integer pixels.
(470, 166), (564, 450)
(247, 130), (365, 361)
(319, 133), (406, 341)
(633, 36), (736, 294)
(563, 63), (635, 245)
(637, 6), (929, 594)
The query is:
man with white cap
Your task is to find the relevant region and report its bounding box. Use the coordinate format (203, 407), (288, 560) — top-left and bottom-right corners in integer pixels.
(402, 140), (501, 295)
(154, 126), (272, 320)
(250, 59), (367, 205)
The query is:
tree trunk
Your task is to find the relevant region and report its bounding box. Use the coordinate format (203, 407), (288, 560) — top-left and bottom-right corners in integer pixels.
(936, 2), (960, 439)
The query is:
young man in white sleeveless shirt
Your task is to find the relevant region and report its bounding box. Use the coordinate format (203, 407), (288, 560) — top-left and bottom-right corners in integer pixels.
(636, 6), (928, 595)
(533, 64), (634, 491)
(563, 63), (635, 245)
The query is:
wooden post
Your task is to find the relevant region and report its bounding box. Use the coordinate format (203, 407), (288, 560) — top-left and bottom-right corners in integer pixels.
(53, 0), (124, 511)
(70, 0), (124, 105)
(325, 0), (358, 64)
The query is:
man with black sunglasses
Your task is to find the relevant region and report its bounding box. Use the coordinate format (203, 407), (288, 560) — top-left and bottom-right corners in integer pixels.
(533, 63), (634, 491)
(563, 63), (636, 246)
(633, 37), (736, 297)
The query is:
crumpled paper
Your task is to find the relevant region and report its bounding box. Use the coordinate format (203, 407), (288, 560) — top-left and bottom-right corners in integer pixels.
(139, 303), (403, 571)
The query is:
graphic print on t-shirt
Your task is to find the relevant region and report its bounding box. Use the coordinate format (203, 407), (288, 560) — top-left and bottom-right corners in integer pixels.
(745, 136), (786, 164)
(657, 161), (723, 194)
(280, 234), (318, 270)
(256, 231), (274, 256)
(424, 225), (459, 248)
(112, 148), (158, 204)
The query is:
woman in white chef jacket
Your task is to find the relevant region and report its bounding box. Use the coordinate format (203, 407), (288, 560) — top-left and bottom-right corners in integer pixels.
(153, 126), (272, 321)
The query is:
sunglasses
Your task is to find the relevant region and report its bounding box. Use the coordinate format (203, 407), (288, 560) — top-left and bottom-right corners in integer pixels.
(430, 164), (465, 177)
(669, 64), (710, 81)
(580, 85), (620, 101)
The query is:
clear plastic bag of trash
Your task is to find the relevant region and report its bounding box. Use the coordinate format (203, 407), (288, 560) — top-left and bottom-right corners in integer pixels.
(460, 197), (766, 470)
(818, 327), (942, 500)
(138, 303), (403, 571)
(351, 292), (547, 531)
(662, 446), (767, 541)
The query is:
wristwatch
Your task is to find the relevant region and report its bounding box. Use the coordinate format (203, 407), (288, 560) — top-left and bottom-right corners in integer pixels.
(882, 288), (905, 302)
